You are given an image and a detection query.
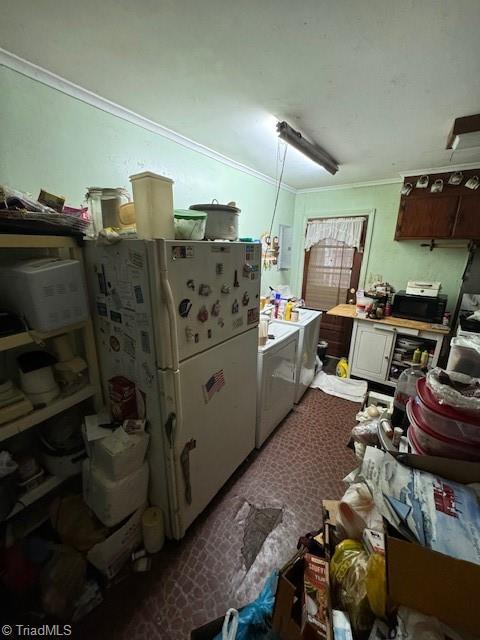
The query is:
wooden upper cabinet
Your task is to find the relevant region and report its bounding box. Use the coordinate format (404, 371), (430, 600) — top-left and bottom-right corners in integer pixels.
(452, 194), (480, 239)
(395, 194), (459, 239)
(395, 170), (480, 240)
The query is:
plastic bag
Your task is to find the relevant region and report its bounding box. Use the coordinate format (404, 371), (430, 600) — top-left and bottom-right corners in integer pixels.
(41, 546), (86, 620)
(336, 358), (349, 378)
(351, 419), (381, 446)
(393, 606), (471, 640)
(330, 540), (374, 635)
(366, 553), (386, 618)
(336, 483), (383, 540)
(50, 495), (107, 552)
(213, 572), (277, 640)
(427, 368), (480, 415)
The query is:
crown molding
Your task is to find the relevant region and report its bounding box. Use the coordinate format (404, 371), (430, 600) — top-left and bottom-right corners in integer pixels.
(398, 162), (480, 178)
(297, 177), (402, 194)
(0, 48), (297, 194)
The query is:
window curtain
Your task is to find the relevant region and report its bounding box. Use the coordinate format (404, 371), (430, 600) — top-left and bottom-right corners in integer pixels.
(305, 217), (365, 251)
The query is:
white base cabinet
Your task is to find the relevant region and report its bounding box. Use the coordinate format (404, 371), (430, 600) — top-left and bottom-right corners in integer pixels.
(348, 319), (445, 387)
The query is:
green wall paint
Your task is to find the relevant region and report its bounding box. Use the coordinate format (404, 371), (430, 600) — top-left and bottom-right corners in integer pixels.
(0, 67), (469, 311)
(292, 183), (468, 312)
(0, 67), (294, 294)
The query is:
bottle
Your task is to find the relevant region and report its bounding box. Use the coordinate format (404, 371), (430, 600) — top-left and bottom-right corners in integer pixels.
(391, 364), (425, 431)
(284, 301), (293, 321)
(412, 348), (421, 364)
(356, 289), (367, 318)
(384, 298), (392, 317)
(274, 292), (281, 319)
(420, 349), (429, 368)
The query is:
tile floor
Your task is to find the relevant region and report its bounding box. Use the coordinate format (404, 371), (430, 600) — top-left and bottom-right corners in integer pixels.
(78, 389), (358, 640)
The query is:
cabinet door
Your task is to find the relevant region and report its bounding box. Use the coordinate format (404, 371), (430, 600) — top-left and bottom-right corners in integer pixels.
(350, 323), (395, 383)
(395, 194), (459, 239)
(452, 194), (480, 239)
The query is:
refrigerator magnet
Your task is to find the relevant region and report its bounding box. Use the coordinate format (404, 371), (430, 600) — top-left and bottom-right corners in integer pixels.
(197, 306), (209, 322)
(179, 299), (192, 318)
(134, 285), (144, 304)
(232, 299), (239, 314)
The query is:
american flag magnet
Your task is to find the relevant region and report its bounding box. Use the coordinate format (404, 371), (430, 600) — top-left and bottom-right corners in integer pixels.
(203, 369), (225, 403)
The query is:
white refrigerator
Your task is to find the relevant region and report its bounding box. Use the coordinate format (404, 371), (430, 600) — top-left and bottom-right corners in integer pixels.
(85, 239), (261, 539)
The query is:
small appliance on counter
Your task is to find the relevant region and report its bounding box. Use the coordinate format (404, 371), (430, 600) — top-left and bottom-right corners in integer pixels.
(39, 408), (86, 478)
(0, 258), (88, 332)
(189, 201), (240, 240)
(392, 289), (447, 324)
(17, 351), (60, 408)
(406, 280), (442, 297)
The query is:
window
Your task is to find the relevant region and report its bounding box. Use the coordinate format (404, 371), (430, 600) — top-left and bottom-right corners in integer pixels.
(302, 216), (367, 311)
(303, 239), (356, 310)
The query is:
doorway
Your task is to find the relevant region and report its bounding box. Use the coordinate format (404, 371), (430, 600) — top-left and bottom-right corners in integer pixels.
(302, 216), (367, 358)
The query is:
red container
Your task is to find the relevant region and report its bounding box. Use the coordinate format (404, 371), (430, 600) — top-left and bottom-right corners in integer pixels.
(108, 376), (137, 421)
(407, 399), (480, 461)
(416, 378), (480, 445)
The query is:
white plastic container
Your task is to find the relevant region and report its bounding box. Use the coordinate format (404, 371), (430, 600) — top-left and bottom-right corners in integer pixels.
(174, 210), (207, 240)
(83, 460), (149, 527)
(0, 258), (88, 331)
(142, 506), (165, 553)
(446, 336), (480, 377)
(92, 428), (149, 480)
(129, 171), (174, 239)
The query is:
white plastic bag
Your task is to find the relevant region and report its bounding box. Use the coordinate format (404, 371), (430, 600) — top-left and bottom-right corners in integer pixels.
(337, 483), (383, 540)
(222, 608), (239, 640)
(427, 368), (480, 415)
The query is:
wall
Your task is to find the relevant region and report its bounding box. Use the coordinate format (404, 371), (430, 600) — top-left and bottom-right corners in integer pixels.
(0, 66), (295, 294)
(292, 183), (469, 312)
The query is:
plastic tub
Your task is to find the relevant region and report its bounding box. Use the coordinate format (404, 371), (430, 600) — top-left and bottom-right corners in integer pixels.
(407, 425), (424, 455)
(406, 399), (480, 461)
(416, 378), (480, 444)
(174, 210), (207, 240)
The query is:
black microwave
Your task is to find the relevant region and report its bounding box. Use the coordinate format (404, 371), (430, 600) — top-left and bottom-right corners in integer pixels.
(392, 291), (447, 323)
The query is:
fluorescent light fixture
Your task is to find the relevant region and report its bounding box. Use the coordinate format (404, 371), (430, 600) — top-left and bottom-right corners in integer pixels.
(276, 121), (339, 175)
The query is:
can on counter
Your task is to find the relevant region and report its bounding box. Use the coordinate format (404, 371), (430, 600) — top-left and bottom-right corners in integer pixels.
(442, 312), (451, 326)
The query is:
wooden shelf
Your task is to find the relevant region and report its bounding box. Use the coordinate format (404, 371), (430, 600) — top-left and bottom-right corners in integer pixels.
(0, 234), (78, 249)
(0, 332), (33, 352)
(7, 475), (63, 519)
(0, 384), (95, 443)
(0, 321), (88, 353)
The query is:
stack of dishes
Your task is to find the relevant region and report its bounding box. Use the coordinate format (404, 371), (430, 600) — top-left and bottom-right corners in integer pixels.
(407, 377), (480, 460)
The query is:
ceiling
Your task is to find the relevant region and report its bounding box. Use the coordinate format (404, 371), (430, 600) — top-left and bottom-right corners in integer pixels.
(2, 0), (480, 189)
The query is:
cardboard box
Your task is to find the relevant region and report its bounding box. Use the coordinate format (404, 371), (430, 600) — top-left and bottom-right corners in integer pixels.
(386, 453), (480, 636)
(303, 554), (330, 639)
(87, 506), (145, 578)
(272, 552), (332, 640)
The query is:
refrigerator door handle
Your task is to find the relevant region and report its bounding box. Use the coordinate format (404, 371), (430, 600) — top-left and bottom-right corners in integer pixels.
(164, 412), (176, 448)
(180, 438), (196, 505)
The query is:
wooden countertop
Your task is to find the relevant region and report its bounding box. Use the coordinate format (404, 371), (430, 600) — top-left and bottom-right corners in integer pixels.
(327, 304), (450, 334)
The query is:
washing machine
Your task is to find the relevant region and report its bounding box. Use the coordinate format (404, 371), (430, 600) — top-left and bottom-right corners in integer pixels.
(256, 322), (299, 448)
(275, 309), (322, 403)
